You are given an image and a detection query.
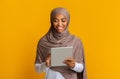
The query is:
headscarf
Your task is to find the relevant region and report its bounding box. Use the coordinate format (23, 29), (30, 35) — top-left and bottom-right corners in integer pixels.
(35, 7), (87, 79)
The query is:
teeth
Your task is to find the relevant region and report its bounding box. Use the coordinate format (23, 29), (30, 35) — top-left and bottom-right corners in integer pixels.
(57, 27), (63, 30)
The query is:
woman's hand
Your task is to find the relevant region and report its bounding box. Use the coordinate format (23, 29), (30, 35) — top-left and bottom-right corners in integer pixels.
(64, 58), (75, 68)
(45, 53), (51, 67)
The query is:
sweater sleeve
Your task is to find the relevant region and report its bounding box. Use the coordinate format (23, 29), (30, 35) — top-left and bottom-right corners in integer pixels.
(71, 62), (84, 72)
(34, 62), (49, 73)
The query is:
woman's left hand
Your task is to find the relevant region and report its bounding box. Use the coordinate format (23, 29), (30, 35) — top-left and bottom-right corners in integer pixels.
(64, 58), (75, 68)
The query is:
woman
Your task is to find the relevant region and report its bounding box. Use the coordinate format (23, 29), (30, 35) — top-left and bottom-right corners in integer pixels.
(35, 7), (87, 79)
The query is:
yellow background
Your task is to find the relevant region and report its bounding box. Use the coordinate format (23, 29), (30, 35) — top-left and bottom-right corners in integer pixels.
(0, 0), (120, 79)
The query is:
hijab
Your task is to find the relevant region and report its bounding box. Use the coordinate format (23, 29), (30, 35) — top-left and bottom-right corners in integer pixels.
(35, 7), (87, 79)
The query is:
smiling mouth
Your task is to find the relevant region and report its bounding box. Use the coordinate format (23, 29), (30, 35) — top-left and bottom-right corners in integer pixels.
(56, 26), (63, 30)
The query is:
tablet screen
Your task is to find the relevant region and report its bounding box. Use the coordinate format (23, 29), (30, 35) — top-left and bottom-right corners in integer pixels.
(51, 47), (73, 66)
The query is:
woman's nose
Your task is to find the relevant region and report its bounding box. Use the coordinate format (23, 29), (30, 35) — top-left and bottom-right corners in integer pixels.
(58, 21), (62, 26)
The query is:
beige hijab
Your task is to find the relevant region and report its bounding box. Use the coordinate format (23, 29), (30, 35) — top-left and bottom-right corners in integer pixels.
(35, 7), (87, 79)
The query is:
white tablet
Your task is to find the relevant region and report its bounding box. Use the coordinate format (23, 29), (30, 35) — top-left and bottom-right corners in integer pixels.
(51, 47), (73, 66)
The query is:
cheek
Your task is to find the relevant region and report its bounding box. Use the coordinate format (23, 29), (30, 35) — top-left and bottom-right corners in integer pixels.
(63, 23), (67, 27)
(53, 23), (58, 27)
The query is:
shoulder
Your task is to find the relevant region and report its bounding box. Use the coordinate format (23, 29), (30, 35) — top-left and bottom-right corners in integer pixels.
(37, 35), (47, 46)
(72, 35), (82, 43)
(71, 35), (84, 48)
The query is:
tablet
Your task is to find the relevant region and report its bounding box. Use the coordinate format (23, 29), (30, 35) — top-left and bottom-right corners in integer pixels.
(51, 47), (73, 66)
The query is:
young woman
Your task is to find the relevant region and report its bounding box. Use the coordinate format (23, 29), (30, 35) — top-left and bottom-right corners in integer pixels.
(35, 7), (87, 79)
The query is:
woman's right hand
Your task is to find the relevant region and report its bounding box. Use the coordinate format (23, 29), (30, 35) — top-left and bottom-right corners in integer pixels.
(45, 53), (51, 67)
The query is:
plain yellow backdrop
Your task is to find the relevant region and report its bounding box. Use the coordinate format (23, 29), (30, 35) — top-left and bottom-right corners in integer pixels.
(0, 0), (120, 79)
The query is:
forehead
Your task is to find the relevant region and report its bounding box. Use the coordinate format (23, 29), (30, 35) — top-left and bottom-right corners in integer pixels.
(53, 14), (66, 19)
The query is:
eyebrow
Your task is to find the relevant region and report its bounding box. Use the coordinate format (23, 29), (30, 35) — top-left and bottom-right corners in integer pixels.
(53, 18), (67, 20)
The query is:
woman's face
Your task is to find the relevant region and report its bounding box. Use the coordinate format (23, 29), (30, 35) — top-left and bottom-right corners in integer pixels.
(52, 14), (68, 33)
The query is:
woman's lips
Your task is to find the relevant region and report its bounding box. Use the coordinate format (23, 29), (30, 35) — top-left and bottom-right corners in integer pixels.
(57, 26), (63, 30)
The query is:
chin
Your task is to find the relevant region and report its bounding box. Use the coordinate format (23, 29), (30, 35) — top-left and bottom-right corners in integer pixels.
(56, 29), (64, 33)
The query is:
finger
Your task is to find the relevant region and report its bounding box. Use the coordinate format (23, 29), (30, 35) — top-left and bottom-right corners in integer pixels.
(65, 59), (75, 63)
(65, 57), (74, 61)
(64, 60), (70, 65)
(65, 62), (74, 67)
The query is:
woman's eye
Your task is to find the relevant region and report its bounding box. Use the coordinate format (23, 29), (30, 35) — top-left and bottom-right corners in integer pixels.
(62, 19), (67, 22)
(53, 18), (58, 22)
